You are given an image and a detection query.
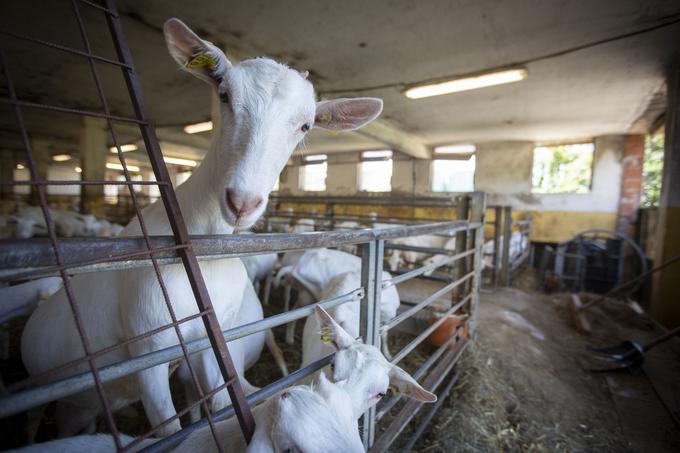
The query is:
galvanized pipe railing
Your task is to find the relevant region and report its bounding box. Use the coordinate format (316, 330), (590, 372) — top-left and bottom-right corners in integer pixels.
(0, 289), (362, 418)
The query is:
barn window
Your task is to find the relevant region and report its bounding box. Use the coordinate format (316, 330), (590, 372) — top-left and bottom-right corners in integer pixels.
(360, 150), (393, 192)
(300, 154), (327, 191)
(431, 144), (476, 192)
(532, 143), (594, 194)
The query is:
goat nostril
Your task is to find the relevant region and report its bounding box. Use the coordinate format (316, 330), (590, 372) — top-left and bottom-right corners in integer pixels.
(226, 189), (240, 215)
(226, 190), (263, 217)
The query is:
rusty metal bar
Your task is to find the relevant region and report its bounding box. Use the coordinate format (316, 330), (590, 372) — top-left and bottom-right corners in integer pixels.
(0, 97), (149, 124)
(103, 0), (255, 443)
(0, 36), (123, 447)
(0, 30), (132, 68)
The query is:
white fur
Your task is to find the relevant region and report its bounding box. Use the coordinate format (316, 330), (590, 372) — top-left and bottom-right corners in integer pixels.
(13, 375), (363, 453)
(20, 18), (383, 437)
(276, 248), (399, 349)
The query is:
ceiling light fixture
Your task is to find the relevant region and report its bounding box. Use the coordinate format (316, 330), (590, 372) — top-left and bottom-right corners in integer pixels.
(75, 166), (83, 173)
(52, 154), (72, 162)
(106, 162), (140, 172)
(164, 156), (197, 167)
(434, 144), (476, 154)
(183, 121), (213, 134)
(305, 154), (327, 162)
(404, 68), (528, 99)
(16, 163), (25, 170)
(109, 144), (138, 153)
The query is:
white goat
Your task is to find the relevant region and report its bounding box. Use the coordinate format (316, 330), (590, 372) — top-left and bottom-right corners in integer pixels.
(0, 277), (63, 325)
(10, 373), (364, 453)
(275, 248), (400, 354)
(14, 306), (431, 453)
(386, 234), (449, 271)
(483, 231), (528, 269)
(20, 18), (383, 437)
(311, 305), (436, 418)
(178, 280), (288, 423)
(422, 236), (457, 276)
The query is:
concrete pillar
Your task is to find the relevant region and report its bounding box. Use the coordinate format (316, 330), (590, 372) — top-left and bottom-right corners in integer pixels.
(326, 153), (359, 195)
(616, 135), (644, 236)
(651, 65), (680, 328)
(0, 151), (15, 200)
(392, 154), (415, 194)
(279, 165), (302, 194)
(413, 159), (431, 194)
(30, 139), (51, 205)
(475, 141), (534, 194)
(79, 117), (108, 215)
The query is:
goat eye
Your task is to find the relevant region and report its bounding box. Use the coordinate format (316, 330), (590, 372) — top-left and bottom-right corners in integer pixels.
(377, 392), (386, 399)
(301, 123), (310, 132)
(219, 91), (229, 103)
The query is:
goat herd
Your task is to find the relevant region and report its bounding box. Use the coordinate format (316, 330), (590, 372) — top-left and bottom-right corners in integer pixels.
(0, 17), (521, 452)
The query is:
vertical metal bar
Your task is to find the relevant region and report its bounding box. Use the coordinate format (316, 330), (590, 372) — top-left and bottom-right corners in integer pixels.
(359, 239), (382, 449)
(492, 206), (502, 287)
(69, 2), (224, 447)
(501, 206), (512, 287)
(0, 41), (123, 449)
(103, 0), (255, 442)
(452, 195), (469, 304)
(326, 202), (335, 230)
(469, 193), (486, 337)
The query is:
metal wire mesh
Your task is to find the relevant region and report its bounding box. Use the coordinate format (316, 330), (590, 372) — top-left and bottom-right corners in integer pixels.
(0, 0), (253, 450)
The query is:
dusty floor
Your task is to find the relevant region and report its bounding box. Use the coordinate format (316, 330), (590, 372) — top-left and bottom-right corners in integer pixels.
(407, 272), (680, 452)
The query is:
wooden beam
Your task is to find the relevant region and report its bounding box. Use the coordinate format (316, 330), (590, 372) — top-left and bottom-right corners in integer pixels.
(353, 120), (431, 159)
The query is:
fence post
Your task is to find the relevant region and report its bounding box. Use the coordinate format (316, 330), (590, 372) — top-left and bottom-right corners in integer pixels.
(501, 206), (512, 286)
(469, 193), (487, 337)
(327, 202), (335, 230)
(453, 195), (470, 304)
(359, 239), (383, 449)
(492, 206), (502, 286)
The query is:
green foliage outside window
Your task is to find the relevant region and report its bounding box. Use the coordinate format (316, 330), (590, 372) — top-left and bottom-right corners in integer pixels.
(641, 133), (664, 208)
(532, 143), (594, 194)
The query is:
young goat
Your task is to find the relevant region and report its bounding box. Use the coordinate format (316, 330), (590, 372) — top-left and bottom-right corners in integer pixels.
(20, 18), (383, 437)
(276, 248), (399, 355)
(10, 373), (364, 453)
(309, 305), (436, 418)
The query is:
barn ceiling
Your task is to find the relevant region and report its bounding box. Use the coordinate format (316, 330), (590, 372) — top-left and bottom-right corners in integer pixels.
(0, 0), (678, 162)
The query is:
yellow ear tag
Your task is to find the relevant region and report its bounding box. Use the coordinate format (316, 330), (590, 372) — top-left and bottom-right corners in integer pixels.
(320, 326), (333, 345)
(187, 54), (217, 71)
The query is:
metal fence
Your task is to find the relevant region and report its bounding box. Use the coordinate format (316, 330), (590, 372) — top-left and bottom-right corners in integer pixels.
(0, 2), (485, 450)
(262, 194), (531, 288)
(0, 196), (485, 451)
(486, 205), (532, 287)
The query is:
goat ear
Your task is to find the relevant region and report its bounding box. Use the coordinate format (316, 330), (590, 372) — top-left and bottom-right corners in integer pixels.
(388, 366), (437, 403)
(314, 306), (355, 350)
(314, 98), (383, 131)
(163, 18), (230, 86)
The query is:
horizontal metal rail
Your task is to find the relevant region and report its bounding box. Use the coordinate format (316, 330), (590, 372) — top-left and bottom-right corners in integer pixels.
(390, 295), (471, 365)
(381, 270), (475, 334)
(370, 338), (469, 452)
(0, 222), (481, 280)
(0, 290), (361, 418)
(141, 353), (335, 453)
(383, 248), (476, 288)
(376, 329), (466, 421)
(401, 370), (462, 451)
(270, 194), (462, 208)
